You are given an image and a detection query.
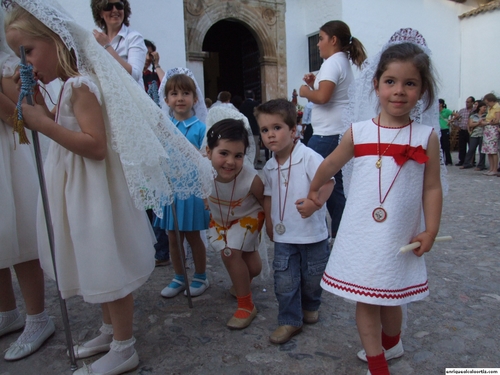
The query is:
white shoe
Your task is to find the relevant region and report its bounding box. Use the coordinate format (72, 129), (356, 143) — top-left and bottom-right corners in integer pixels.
(69, 342), (111, 359)
(4, 318), (55, 361)
(0, 313), (24, 337)
(357, 339), (404, 362)
(160, 279), (185, 298)
(184, 278), (209, 297)
(72, 350), (139, 375)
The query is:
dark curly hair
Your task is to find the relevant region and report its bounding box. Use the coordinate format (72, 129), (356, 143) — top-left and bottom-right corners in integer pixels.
(90, 0), (131, 33)
(206, 119), (249, 152)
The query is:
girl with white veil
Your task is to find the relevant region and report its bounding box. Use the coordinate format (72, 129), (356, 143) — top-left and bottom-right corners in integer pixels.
(309, 29), (445, 375)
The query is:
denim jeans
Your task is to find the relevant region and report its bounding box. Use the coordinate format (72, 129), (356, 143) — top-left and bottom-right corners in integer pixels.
(307, 134), (345, 237)
(440, 129), (452, 165)
(464, 136), (485, 168)
(273, 239), (330, 327)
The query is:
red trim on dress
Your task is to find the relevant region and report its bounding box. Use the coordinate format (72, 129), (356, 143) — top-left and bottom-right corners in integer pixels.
(322, 272), (428, 300)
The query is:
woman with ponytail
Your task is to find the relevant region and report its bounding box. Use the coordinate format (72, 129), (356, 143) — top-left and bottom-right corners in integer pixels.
(299, 20), (366, 239)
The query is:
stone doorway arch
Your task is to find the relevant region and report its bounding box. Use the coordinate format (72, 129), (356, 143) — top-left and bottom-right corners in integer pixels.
(184, 0), (287, 102)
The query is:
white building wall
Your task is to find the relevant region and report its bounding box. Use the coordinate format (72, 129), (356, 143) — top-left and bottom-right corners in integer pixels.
(286, 0), (476, 110)
(285, 0), (343, 103)
(57, 0), (497, 112)
(459, 8), (500, 102)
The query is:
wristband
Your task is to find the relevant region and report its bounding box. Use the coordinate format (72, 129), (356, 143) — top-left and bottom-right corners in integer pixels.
(155, 65), (162, 69)
(104, 43), (112, 50)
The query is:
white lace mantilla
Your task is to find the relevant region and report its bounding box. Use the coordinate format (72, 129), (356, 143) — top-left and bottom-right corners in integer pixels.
(4, 0), (215, 217)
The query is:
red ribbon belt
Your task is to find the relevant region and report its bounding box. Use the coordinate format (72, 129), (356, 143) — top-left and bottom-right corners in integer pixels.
(355, 143), (429, 165)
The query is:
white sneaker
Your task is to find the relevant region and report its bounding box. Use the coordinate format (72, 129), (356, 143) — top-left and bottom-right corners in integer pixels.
(357, 339), (404, 362)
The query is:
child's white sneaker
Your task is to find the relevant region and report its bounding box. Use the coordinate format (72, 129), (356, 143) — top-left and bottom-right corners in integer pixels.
(357, 339), (404, 362)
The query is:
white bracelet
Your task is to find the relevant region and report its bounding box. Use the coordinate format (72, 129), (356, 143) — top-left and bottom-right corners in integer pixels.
(155, 65), (161, 69)
(103, 43), (112, 50)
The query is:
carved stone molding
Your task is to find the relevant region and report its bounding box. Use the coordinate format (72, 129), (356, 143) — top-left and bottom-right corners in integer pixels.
(186, 0), (204, 16)
(183, 0), (287, 101)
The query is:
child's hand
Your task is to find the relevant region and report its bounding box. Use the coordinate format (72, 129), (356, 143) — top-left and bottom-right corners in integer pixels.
(307, 189), (322, 207)
(265, 221), (273, 242)
(20, 103), (49, 132)
(203, 198), (209, 210)
(295, 198), (319, 218)
(409, 231), (435, 257)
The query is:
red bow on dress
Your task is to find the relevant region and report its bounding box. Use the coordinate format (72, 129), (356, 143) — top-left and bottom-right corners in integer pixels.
(393, 145), (429, 166)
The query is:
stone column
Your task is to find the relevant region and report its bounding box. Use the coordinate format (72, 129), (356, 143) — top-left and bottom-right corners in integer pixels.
(260, 56), (278, 102)
(187, 51), (208, 96)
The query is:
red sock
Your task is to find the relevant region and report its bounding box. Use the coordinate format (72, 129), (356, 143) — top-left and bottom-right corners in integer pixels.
(381, 331), (400, 350)
(366, 352), (390, 375)
(234, 293), (254, 318)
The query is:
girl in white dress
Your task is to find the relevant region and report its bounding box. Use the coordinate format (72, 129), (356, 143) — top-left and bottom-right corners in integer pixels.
(206, 119), (264, 330)
(308, 33), (443, 375)
(0, 7), (54, 361)
(5, 1), (212, 374)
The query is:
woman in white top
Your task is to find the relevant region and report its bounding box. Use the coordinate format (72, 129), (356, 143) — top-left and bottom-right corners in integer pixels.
(299, 20), (366, 239)
(91, 0), (147, 86)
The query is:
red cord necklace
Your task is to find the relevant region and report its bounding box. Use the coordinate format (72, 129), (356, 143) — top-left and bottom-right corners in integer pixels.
(214, 176), (237, 256)
(275, 144), (295, 235)
(372, 115), (413, 223)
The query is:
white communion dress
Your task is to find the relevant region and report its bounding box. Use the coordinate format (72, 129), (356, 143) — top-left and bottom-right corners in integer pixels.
(321, 119), (433, 306)
(37, 76), (155, 303)
(0, 52), (39, 268)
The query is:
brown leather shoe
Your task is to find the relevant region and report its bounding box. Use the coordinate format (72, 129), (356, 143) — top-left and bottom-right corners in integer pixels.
(226, 306), (257, 330)
(269, 325), (302, 344)
(302, 310), (319, 324)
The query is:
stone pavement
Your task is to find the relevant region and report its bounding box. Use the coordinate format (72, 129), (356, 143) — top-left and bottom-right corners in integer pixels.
(2, 152), (500, 375)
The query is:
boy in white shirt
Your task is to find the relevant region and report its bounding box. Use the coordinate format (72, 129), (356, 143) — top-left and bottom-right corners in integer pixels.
(255, 99), (334, 344)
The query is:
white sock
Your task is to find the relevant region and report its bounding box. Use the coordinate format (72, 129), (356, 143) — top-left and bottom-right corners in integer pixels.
(0, 308), (21, 331)
(16, 310), (49, 344)
(91, 337), (136, 373)
(82, 322), (113, 348)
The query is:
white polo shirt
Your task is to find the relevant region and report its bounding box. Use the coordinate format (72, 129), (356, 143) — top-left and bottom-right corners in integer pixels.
(263, 141), (331, 244)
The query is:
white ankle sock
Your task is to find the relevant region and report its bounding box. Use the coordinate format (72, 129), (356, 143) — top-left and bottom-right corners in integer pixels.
(90, 337), (136, 373)
(16, 310), (49, 344)
(82, 322), (113, 348)
(0, 308), (21, 331)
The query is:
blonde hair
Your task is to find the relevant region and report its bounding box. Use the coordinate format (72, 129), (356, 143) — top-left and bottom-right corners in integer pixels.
(5, 6), (79, 80)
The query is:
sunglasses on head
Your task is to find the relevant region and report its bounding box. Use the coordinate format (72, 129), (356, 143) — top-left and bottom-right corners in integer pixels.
(103, 1), (124, 11)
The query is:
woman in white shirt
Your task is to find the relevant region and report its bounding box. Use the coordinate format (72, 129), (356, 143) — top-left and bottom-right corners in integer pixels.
(299, 20), (366, 239)
(91, 0), (147, 86)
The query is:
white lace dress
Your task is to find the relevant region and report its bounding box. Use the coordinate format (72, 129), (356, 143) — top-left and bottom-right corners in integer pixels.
(0, 52), (39, 268)
(37, 76), (155, 303)
(321, 119), (433, 306)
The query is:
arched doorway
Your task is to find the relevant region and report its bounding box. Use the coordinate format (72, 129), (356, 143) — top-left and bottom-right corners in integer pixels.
(184, 0), (286, 102)
(203, 20), (261, 104)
